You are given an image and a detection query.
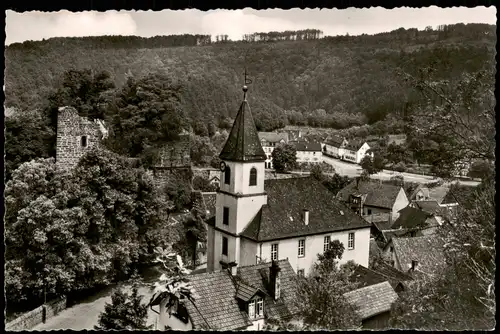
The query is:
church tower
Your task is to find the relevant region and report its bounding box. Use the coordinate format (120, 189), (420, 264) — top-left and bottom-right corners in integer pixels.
(206, 83), (267, 273)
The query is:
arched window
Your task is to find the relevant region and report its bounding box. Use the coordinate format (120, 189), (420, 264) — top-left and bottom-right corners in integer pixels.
(249, 167), (257, 186)
(224, 166), (231, 185)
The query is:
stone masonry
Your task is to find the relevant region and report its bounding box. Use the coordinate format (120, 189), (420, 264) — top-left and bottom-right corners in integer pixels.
(55, 106), (103, 170)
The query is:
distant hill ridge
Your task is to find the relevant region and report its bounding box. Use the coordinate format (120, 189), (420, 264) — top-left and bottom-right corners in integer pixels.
(5, 23), (495, 132)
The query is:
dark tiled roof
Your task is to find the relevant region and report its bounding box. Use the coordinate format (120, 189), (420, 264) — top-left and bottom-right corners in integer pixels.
(235, 281), (262, 302)
(337, 179), (403, 210)
(219, 98), (267, 162)
(382, 229), (414, 243)
(412, 200), (445, 216)
(441, 184), (478, 206)
(324, 135), (345, 147)
(344, 281), (398, 320)
(184, 270), (252, 330)
(292, 141), (322, 152)
(240, 177), (371, 241)
(258, 132), (289, 143)
(372, 220), (392, 231)
(184, 260), (298, 330)
(345, 139), (367, 151)
(427, 184), (450, 204)
(350, 265), (388, 288)
(392, 206), (432, 229)
(373, 262), (413, 285)
(202, 192), (217, 219)
(237, 260), (299, 320)
(392, 235), (447, 276)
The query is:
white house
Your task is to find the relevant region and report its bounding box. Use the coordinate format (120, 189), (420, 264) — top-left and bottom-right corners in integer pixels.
(292, 141), (323, 165)
(258, 132), (288, 169)
(342, 140), (372, 164)
(322, 135), (348, 158)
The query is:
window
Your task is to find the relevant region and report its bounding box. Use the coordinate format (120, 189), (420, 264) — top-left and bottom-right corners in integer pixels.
(367, 209), (372, 215)
(81, 136), (87, 147)
(297, 269), (305, 277)
(256, 298), (264, 317)
(271, 243), (278, 261)
(223, 207), (229, 225)
(224, 166), (231, 185)
(248, 300), (255, 318)
(298, 239), (305, 257)
(390, 246), (394, 253)
(348, 233), (355, 250)
(249, 168), (257, 186)
(222, 236), (228, 256)
(324, 236), (331, 252)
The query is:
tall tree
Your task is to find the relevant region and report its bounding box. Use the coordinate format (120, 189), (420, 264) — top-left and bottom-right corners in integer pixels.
(95, 283), (152, 330)
(271, 143), (297, 172)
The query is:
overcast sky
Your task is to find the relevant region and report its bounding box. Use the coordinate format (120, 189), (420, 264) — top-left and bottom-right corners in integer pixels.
(5, 6), (496, 45)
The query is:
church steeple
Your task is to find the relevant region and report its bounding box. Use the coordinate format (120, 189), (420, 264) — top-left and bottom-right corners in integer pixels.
(219, 83), (266, 162)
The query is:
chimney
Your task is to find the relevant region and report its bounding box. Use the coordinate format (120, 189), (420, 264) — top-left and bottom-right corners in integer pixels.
(270, 260), (282, 300)
(303, 209), (310, 225)
(411, 260), (418, 271)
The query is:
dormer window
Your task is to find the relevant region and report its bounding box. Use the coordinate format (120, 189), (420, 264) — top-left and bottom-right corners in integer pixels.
(248, 297), (264, 319)
(249, 167), (257, 186)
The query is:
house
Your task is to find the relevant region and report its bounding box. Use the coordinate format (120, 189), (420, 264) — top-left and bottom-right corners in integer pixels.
(322, 135), (348, 158)
(153, 259), (300, 330)
(292, 141), (322, 165)
(391, 206), (441, 237)
(344, 281), (398, 329)
(341, 140), (371, 164)
(383, 235), (447, 277)
(397, 182), (430, 202)
(337, 179), (409, 223)
(258, 132), (289, 169)
(206, 85), (372, 277)
(441, 183), (478, 208)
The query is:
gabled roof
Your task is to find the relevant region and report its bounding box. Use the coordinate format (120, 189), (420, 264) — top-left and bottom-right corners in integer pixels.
(183, 270), (252, 330)
(292, 141), (322, 152)
(258, 132), (289, 143)
(350, 265), (388, 288)
(240, 177), (371, 242)
(382, 229), (414, 243)
(337, 179), (404, 210)
(219, 95), (266, 162)
(344, 281), (398, 320)
(392, 235), (447, 276)
(324, 135), (346, 147)
(373, 262), (413, 285)
(412, 200), (445, 216)
(391, 206), (433, 229)
(183, 259), (298, 330)
(237, 260), (299, 320)
(345, 139), (367, 152)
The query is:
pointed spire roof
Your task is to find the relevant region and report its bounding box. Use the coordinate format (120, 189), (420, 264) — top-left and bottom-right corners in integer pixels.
(219, 86), (266, 162)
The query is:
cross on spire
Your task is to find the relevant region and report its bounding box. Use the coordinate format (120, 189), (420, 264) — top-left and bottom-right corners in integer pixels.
(243, 68), (252, 100)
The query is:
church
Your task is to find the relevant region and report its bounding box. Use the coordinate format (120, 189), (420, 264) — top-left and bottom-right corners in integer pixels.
(206, 84), (372, 276)
(153, 84), (373, 330)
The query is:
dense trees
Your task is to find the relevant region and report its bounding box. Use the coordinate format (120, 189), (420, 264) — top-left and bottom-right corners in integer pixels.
(5, 24), (494, 136)
(271, 143), (297, 172)
(294, 241), (361, 330)
(4, 150), (173, 309)
(95, 283), (151, 330)
(360, 154), (385, 176)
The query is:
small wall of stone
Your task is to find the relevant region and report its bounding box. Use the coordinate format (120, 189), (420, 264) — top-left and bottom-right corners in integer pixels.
(56, 106), (103, 170)
(5, 297), (67, 331)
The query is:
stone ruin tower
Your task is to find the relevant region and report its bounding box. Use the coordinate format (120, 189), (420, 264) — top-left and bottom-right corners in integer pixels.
(151, 129), (192, 185)
(56, 106), (107, 170)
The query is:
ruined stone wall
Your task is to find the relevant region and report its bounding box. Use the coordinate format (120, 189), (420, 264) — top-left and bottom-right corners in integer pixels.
(56, 106), (102, 170)
(152, 133), (192, 187)
(5, 297), (67, 331)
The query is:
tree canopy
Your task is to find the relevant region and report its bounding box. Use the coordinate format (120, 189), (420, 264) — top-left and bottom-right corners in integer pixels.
(271, 143), (297, 172)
